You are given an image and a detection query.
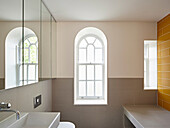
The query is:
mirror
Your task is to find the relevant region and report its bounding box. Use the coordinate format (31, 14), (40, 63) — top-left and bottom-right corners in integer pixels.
(0, 0), (22, 90)
(40, 2), (52, 81)
(0, 0), (54, 90)
(51, 17), (56, 77)
(23, 0), (40, 85)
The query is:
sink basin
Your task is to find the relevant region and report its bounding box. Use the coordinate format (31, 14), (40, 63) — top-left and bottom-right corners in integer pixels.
(0, 112), (26, 128)
(0, 112), (60, 128)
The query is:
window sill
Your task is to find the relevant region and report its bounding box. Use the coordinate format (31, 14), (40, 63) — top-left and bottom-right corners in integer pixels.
(74, 99), (107, 105)
(144, 87), (157, 90)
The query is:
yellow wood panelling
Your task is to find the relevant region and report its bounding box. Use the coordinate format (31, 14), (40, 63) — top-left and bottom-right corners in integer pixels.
(158, 79), (170, 87)
(158, 40), (170, 50)
(157, 51), (161, 58)
(158, 33), (170, 43)
(158, 99), (163, 107)
(157, 14), (170, 31)
(158, 56), (170, 64)
(163, 87), (170, 95)
(158, 92), (170, 103)
(160, 48), (169, 57)
(158, 64), (170, 72)
(158, 29), (163, 37)
(163, 101), (170, 111)
(158, 85), (163, 93)
(163, 25), (170, 35)
(158, 84), (170, 95)
(157, 14), (170, 111)
(158, 72), (170, 79)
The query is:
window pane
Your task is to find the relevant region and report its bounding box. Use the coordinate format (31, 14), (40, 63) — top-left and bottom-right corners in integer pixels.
(19, 81), (23, 86)
(79, 39), (87, 48)
(149, 59), (157, 86)
(24, 39), (30, 48)
(87, 45), (94, 63)
(144, 44), (148, 58)
(79, 65), (86, 80)
(28, 65), (35, 80)
(87, 81), (94, 96)
(36, 65), (38, 80)
(95, 65), (102, 80)
(24, 65), (27, 80)
(87, 65), (94, 80)
(86, 37), (95, 44)
(79, 81), (86, 96)
(30, 45), (37, 63)
(24, 49), (29, 63)
(94, 39), (102, 48)
(79, 49), (86, 63)
(28, 36), (37, 44)
(95, 81), (102, 96)
(95, 49), (102, 63)
(19, 65), (23, 81)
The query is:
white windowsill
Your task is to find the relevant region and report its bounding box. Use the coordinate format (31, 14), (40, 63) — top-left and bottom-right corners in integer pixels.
(144, 86), (157, 90)
(74, 99), (107, 105)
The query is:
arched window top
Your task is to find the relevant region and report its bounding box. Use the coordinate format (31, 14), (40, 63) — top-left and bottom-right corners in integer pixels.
(78, 34), (103, 47)
(75, 27), (107, 48)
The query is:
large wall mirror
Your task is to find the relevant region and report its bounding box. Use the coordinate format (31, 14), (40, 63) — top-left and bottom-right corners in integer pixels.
(0, 0), (55, 91)
(40, 2), (52, 81)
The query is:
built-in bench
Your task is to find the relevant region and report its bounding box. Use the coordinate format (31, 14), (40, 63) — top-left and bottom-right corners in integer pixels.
(123, 105), (170, 128)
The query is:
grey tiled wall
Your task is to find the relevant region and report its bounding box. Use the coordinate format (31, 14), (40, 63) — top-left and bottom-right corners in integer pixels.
(0, 78), (4, 90)
(52, 78), (157, 128)
(0, 80), (52, 112)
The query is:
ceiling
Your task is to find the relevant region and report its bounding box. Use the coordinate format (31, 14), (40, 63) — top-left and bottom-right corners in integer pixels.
(0, 0), (41, 21)
(43, 0), (170, 22)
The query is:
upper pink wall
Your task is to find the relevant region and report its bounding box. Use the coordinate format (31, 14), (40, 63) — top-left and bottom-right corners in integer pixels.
(56, 22), (157, 78)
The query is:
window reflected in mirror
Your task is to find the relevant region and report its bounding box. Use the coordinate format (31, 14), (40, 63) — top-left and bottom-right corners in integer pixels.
(20, 35), (38, 85)
(5, 27), (38, 89)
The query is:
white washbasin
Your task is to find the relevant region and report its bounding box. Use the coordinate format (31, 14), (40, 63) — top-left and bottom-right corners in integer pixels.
(0, 112), (60, 128)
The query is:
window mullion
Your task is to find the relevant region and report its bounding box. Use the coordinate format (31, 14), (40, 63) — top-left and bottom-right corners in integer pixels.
(85, 46), (88, 97)
(85, 65), (87, 97)
(28, 47), (30, 63)
(94, 64), (96, 97)
(147, 45), (149, 87)
(36, 45), (38, 63)
(77, 45), (80, 98)
(77, 63), (79, 98)
(35, 65), (36, 81)
(102, 46), (104, 98)
(94, 44), (96, 97)
(102, 64), (104, 98)
(27, 65), (29, 84)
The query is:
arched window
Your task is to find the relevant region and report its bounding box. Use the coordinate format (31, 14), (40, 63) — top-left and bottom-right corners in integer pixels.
(18, 34), (38, 85)
(74, 27), (107, 105)
(5, 27), (38, 89)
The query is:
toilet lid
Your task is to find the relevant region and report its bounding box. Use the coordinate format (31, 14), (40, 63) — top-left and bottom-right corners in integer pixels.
(58, 122), (75, 128)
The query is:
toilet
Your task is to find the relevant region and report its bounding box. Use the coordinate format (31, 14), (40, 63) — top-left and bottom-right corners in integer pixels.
(58, 122), (75, 128)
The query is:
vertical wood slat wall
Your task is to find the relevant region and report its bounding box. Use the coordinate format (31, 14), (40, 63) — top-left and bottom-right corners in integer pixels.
(157, 14), (170, 111)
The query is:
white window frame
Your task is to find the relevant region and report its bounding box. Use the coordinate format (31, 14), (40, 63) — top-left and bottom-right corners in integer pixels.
(144, 40), (157, 90)
(74, 27), (107, 105)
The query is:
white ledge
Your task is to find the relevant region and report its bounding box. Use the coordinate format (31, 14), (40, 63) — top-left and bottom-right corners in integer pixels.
(144, 86), (157, 90)
(74, 99), (107, 105)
